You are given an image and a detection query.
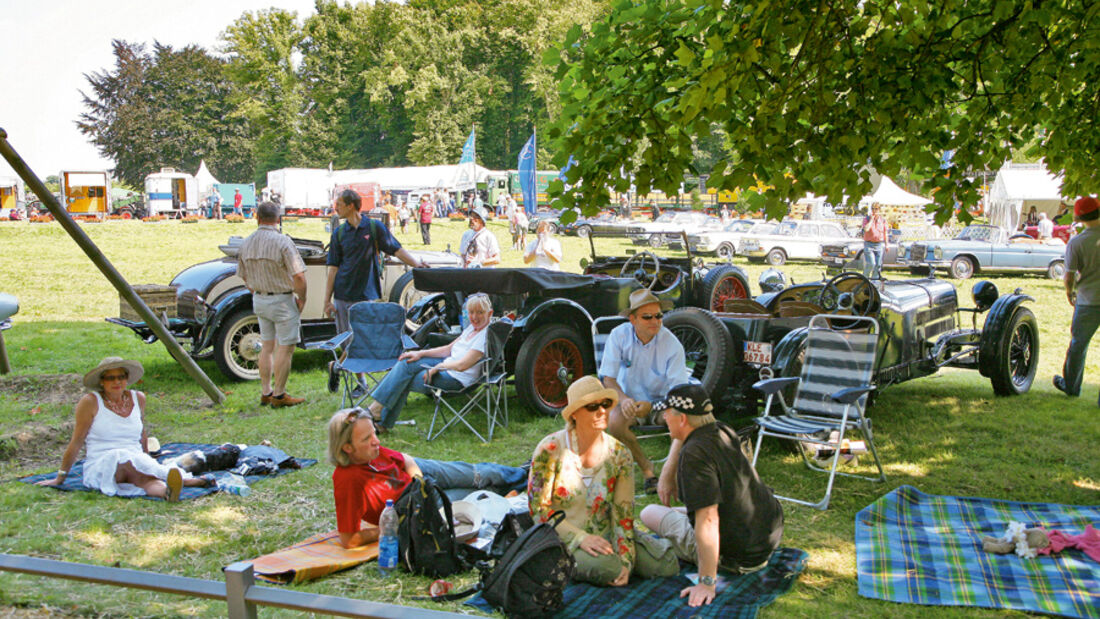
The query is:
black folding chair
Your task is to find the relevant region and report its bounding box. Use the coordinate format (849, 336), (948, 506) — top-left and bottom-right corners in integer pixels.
(426, 319), (512, 443)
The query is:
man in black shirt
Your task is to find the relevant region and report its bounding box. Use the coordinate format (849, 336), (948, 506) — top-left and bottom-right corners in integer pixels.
(640, 384), (783, 607)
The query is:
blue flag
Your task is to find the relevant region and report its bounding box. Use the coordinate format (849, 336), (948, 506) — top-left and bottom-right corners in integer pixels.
(518, 132), (537, 215)
(459, 128), (476, 164)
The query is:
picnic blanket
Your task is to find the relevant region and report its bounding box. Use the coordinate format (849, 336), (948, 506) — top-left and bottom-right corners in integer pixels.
(856, 485), (1100, 618)
(249, 530), (379, 584)
(466, 546), (807, 619)
(20, 442), (317, 501)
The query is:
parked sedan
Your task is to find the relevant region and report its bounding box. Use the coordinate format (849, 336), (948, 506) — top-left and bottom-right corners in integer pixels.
(627, 210), (720, 247)
(902, 224), (1066, 279)
(688, 219), (765, 258)
(738, 219), (853, 265)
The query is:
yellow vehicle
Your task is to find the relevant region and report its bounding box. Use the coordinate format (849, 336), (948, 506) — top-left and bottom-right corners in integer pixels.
(0, 176), (24, 212)
(61, 171), (112, 217)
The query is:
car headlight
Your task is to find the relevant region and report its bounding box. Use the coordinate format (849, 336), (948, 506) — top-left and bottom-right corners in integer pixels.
(933, 246), (943, 259)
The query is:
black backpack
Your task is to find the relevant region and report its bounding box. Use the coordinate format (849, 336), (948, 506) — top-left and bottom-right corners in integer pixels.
(434, 510), (574, 618)
(394, 475), (465, 578)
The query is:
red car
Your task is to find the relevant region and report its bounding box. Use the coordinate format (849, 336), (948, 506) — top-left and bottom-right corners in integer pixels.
(1023, 223), (1073, 243)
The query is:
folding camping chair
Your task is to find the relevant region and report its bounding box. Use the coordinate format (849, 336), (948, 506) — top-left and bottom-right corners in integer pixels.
(426, 318), (512, 443)
(310, 301), (417, 408)
(751, 314), (886, 510)
(591, 316), (671, 444)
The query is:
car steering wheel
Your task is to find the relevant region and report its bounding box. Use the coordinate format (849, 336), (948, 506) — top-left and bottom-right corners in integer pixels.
(820, 272), (879, 316)
(620, 251), (661, 290)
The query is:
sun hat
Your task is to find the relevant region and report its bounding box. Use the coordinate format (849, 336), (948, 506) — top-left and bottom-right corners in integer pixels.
(1074, 196), (1099, 218)
(561, 375), (619, 424)
(469, 206), (490, 223)
(620, 288), (673, 317)
(653, 383), (714, 416)
(462, 489), (513, 526)
(444, 500), (483, 543)
(83, 356), (144, 391)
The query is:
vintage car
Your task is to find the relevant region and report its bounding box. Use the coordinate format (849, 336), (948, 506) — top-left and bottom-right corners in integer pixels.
(738, 219), (854, 265)
(819, 229), (913, 273)
(1023, 222), (1074, 243)
(107, 232), (461, 381)
(902, 224), (1066, 279)
(660, 270), (1038, 421)
(405, 234), (752, 416)
(687, 219), (766, 258)
(626, 210), (721, 248)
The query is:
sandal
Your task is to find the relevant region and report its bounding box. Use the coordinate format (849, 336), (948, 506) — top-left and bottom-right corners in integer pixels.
(643, 476), (659, 495)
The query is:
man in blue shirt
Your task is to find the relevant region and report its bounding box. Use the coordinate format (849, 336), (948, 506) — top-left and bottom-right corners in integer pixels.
(324, 189), (430, 396)
(601, 289), (690, 494)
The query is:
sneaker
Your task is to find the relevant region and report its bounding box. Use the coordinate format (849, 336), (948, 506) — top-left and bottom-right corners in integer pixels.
(165, 468), (183, 503)
(270, 393), (305, 408)
(643, 476), (659, 495)
(327, 361), (340, 393)
(1053, 375), (1074, 396)
(350, 384), (367, 400)
(260, 392), (273, 406)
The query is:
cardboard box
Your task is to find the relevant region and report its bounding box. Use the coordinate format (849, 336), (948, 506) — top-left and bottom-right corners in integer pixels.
(120, 284), (178, 322)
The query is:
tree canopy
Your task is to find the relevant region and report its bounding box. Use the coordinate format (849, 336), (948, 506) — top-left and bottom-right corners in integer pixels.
(548, 0), (1100, 221)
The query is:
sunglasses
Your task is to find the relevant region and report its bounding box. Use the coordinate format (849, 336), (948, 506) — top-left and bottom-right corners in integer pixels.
(101, 373), (128, 382)
(583, 399), (614, 412)
(344, 408), (367, 424)
(638, 312), (664, 321)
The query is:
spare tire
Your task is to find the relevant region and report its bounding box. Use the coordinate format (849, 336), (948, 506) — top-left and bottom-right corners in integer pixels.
(697, 265), (751, 312)
(664, 307), (735, 399)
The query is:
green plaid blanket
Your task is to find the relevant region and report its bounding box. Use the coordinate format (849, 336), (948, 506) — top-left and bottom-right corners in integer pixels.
(856, 485), (1100, 618)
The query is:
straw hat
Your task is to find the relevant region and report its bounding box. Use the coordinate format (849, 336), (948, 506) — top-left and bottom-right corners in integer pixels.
(620, 288), (673, 317)
(561, 376), (619, 425)
(83, 357), (144, 391)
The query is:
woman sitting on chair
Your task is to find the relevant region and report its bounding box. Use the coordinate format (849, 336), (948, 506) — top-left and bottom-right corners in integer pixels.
(365, 293), (493, 430)
(528, 376), (678, 587)
(36, 357), (210, 501)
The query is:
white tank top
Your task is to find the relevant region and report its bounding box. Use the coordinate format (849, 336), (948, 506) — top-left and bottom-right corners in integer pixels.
(84, 391), (144, 460)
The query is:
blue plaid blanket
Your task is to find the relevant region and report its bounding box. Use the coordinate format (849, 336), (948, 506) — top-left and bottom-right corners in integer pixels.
(467, 547), (807, 619)
(856, 485), (1100, 618)
(20, 442), (316, 501)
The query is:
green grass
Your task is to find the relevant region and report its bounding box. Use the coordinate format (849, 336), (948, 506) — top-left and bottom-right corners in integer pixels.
(0, 217), (1097, 617)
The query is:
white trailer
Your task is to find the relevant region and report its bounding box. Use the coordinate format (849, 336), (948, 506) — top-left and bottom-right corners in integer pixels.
(144, 168), (199, 217)
(0, 176), (25, 216)
(61, 171), (112, 218)
(265, 168), (334, 212)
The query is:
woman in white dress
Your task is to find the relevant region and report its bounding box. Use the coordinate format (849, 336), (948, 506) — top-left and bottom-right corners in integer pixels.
(524, 220), (563, 270)
(37, 357), (209, 501)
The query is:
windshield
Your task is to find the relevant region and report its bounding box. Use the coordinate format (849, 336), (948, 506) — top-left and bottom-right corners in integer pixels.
(749, 222), (778, 235)
(727, 220), (754, 233)
(655, 212), (676, 223)
(776, 221), (798, 236)
(954, 225), (997, 242)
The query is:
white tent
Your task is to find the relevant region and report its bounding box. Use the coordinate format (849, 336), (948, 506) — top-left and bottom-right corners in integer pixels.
(194, 160), (220, 198)
(859, 176), (932, 208)
(986, 162), (1064, 231)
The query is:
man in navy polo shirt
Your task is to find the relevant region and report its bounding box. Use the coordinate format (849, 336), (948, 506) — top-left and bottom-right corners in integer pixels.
(324, 189), (430, 396)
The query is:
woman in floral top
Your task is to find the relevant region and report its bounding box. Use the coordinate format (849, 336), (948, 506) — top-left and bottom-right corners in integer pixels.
(528, 376), (640, 586)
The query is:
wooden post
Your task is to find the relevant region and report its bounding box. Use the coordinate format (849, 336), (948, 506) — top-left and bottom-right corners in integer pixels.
(0, 128), (225, 404)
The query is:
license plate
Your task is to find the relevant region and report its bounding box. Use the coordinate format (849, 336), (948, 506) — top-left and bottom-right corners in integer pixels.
(743, 341), (772, 364)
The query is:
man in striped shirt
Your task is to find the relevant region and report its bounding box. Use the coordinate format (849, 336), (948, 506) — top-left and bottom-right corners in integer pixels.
(237, 202), (308, 408)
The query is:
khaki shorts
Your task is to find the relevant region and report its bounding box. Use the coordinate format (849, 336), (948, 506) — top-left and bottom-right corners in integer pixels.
(253, 293), (300, 346)
(654, 509), (770, 574)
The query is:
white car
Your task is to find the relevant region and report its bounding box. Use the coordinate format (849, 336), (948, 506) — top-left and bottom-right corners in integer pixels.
(627, 211), (722, 247)
(738, 219), (853, 265)
(688, 219), (767, 258)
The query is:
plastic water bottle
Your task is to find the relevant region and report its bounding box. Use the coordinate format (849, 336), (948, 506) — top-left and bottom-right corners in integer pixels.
(216, 473), (251, 497)
(378, 499), (399, 576)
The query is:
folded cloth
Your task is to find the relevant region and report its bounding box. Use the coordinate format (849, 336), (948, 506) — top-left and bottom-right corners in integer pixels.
(249, 530), (379, 584)
(466, 547), (807, 619)
(20, 442), (316, 501)
(856, 485), (1100, 619)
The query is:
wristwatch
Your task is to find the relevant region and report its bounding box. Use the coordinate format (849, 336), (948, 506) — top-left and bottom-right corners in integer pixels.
(699, 575), (717, 587)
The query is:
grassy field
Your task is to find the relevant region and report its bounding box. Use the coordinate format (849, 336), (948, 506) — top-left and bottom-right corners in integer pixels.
(0, 217), (1097, 618)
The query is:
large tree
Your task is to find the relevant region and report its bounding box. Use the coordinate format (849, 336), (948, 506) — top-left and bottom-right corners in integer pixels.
(78, 40), (255, 186)
(548, 0), (1100, 221)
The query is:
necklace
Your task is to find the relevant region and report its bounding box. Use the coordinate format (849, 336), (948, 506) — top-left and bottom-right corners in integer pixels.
(102, 391), (130, 412)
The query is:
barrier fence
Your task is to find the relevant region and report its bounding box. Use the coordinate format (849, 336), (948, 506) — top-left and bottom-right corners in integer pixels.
(0, 553), (466, 619)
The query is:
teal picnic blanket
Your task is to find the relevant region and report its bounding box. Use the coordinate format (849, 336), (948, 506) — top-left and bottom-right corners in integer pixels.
(856, 485), (1100, 618)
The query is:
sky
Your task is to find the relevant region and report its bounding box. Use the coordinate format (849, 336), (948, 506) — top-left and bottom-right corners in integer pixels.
(0, 0), (318, 183)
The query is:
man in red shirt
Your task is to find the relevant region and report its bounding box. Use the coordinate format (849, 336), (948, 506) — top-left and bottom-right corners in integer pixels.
(233, 189), (243, 216)
(861, 202), (888, 279)
(327, 408), (528, 548)
(418, 196), (433, 245)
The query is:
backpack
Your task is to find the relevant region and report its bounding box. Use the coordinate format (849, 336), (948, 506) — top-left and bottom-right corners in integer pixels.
(434, 510), (574, 619)
(394, 475), (466, 578)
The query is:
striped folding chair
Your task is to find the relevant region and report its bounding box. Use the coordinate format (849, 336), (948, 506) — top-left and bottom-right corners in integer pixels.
(751, 314), (885, 510)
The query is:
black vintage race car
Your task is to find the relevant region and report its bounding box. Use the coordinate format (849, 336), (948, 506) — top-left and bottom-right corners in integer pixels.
(660, 270), (1038, 420)
(406, 233), (753, 416)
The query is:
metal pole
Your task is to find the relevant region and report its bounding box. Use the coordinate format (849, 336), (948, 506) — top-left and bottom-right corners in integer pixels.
(0, 128), (225, 404)
(224, 561), (258, 619)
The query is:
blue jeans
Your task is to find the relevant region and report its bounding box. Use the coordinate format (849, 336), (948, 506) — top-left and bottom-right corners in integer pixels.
(863, 241), (885, 279)
(1062, 303), (1100, 399)
(370, 357), (465, 428)
(416, 458), (528, 501)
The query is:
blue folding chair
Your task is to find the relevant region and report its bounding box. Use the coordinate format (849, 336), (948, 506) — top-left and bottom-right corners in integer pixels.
(312, 301), (417, 408)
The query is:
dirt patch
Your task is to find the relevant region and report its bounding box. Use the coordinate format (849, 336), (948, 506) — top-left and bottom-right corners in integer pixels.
(0, 420), (73, 465)
(0, 373), (84, 406)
